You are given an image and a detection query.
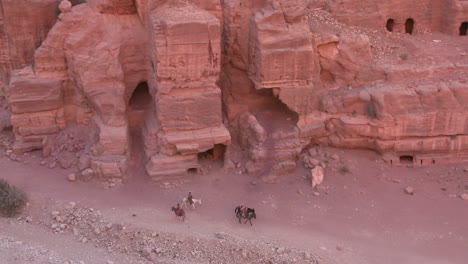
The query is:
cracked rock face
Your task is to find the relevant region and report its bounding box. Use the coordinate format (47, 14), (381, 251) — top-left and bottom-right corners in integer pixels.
(2, 0), (468, 181)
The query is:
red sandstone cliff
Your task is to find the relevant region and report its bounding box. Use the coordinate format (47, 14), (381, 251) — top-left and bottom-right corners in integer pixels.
(2, 0), (468, 182)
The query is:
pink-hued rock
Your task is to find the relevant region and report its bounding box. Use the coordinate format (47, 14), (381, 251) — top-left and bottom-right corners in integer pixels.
(311, 166), (325, 188)
(87, 0), (136, 14)
(59, 0), (72, 12)
(9, 68), (63, 114)
(249, 1), (316, 90)
(3, 0), (468, 182)
(0, 0), (60, 85)
(146, 154), (199, 180)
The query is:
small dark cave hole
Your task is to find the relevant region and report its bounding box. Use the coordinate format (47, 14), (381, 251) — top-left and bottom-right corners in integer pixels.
(460, 22), (468, 36)
(405, 18), (415, 34)
(386, 19), (395, 32)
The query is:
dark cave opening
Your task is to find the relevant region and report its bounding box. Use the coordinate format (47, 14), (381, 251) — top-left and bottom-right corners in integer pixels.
(127, 81), (152, 178)
(129, 82), (151, 110)
(405, 18), (414, 34)
(198, 144), (227, 161)
(386, 19), (395, 32)
(399, 155), (414, 165)
(460, 22), (468, 36)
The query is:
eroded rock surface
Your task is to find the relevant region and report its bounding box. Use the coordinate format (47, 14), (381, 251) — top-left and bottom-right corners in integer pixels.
(3, 0), (468, 181)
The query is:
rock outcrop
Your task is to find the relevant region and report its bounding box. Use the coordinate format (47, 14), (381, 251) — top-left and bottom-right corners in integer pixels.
(2, 0), (468, 182)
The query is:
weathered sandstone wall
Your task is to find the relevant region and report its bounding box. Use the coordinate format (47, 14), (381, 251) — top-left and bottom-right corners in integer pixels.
(0, 0), (60, 85)
(2, 0), (468, 182)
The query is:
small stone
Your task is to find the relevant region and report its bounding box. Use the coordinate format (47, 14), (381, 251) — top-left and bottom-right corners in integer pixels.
(67, 173), (76, 182)
(331, 154), (340, 161)
(73, 228), (79, 236)
(215, 232), (227, 239)
(106, 223), (113, 229)
(147, 253), (157, 261)
(304, 252), (311, 260)
(40, 160), (47, 166)
(241, 251), (248, 259)
(276, 247), (285, 254)
(250, 180), (257, 186)
(141, 248), (151, 257)
(25, 216), (32, 223)
(155, 247), (162, 254)
(94, 228), (101, 235)
(460, 193), (468, 200)
(68, 201), (76, 208)
(307, 148), (318, 156)
(106, 261), (114, 264)
(81, 237), (88, 243)
(48, 162), (57, 169)
(404, 186), (415, 195)
(51, 211), (60, 217)
(313, 191), (320, 196)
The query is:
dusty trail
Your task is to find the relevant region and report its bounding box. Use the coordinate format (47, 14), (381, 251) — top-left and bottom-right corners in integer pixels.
(1, 148), (467, 263)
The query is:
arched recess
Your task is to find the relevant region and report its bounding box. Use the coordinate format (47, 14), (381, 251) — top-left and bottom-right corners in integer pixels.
(129, 82), (151, 110)
(127, 81), (153, 177)
(386, 19), (395, 32)
(405, 18), (414, 34)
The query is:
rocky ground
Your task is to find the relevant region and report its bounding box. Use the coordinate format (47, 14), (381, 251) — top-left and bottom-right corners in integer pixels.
(1, 140), (468, 264)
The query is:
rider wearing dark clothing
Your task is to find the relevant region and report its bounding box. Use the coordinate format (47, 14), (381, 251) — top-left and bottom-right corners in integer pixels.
(187, 192), (193, 205)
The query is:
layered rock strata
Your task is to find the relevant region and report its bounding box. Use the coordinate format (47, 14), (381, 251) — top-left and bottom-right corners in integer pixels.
(3, 0), (468, 182)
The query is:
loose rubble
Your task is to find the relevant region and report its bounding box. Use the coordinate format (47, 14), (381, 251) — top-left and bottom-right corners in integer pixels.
(43, 203), (321, 264)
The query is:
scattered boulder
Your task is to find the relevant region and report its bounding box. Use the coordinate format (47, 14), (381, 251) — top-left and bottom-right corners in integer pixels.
(58, 0), (72, 13)
(67, 173), (77, 182)
(404, 186), (415, 195)
(460, 193), (468, 200)
(80, 168), (95, 182)
(303, 156), (321, 169)
(331, 154), (340, 161)
(48, 161), (57, 169)
(311, 166), (324, 188)
(78, 155), (91, 171)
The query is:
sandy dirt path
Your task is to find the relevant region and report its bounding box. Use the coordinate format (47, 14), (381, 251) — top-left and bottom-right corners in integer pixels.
(1, 148), (467, 264)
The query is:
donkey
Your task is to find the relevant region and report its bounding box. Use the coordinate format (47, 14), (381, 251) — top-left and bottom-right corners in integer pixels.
(171, 206), (185, 221)
(181, 197), (202, 209)
(234, 206), (257, 226)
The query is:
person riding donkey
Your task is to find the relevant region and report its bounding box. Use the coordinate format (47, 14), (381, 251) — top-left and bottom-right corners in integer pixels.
(187, 192), (194, 205)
